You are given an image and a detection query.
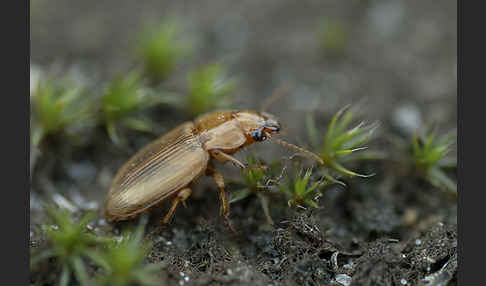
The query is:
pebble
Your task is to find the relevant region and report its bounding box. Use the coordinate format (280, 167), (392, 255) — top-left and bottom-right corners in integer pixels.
(178, 272), (189, 286)
(343, 259), (354, 269)
(98, 168), (114, 189)
(70, 189), (98, 210)
(367, 0), (404, 39)
(30, 64), (42, 95)
(392, 104), (422, 136)
(335, 274), (352, 286)
(52, 193), (78, 212)
(67, 161), (97, 183)
(30, 192), (44, 211)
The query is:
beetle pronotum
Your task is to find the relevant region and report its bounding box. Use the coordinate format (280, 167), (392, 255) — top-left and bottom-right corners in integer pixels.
(104, 110), (323, 231)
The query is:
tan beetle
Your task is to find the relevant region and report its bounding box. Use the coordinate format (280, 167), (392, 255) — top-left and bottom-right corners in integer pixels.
(104, 110), (323, 232)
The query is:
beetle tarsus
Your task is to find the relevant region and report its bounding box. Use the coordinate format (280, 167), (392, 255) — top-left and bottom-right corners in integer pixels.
(224, 216), (238, 234)
(146, 224), (164, 239)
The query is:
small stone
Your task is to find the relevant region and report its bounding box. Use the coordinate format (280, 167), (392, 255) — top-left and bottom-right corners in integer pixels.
(400, 278), (407, 285)
(30, 64), (42, 95)
(343, 259), (354, 269)
(98, 168), (114, 188)
(52, 193), (78, 213)
(335, 274), (352, 286)
(415, 239), (422, 245)
(67, 161), (97, 183)
(30, 192), (44, 211)
(392, 104), (422, 136)
(402, 208), (418, 226)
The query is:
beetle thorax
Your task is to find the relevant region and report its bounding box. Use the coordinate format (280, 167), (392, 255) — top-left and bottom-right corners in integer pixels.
(233, 111), (267, 132)
(196, 110), (268, 152)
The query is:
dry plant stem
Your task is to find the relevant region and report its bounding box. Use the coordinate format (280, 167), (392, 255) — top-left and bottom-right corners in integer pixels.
(258, 194), (274, 225)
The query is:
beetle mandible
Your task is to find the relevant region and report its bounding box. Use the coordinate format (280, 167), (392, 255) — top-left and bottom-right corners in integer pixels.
(104, 110), (323, 231)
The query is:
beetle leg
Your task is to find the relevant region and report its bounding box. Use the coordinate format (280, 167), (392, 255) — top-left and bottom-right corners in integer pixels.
(206, 167), (237, 233)
(210, 149), (267, 170)
(161, 187), (192, 226)
(146, 188), (192, 237)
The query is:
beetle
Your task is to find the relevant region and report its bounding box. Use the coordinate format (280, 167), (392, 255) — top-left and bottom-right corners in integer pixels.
(104, 110), (323, 231)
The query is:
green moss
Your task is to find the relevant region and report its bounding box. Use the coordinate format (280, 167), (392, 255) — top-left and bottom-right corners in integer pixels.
(31, 77), (96, 147)
(139, 21), (188, 83)
(317, 19), (349, 56)
(278, 167), (326, 209)
(187, 63), (236, 116)
(101, 71), (163, 144)
(412, 129), (456, 195)
(230, 154), (279, 225)
(31, 207), (111, 286)
(95, 221), (165, 286)
(307, 106), (379, 182)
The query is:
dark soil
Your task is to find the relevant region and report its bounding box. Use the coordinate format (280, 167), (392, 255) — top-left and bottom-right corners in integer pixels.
(30, 1), (457, 285)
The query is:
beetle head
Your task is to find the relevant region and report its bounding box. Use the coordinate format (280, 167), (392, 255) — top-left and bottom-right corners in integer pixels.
(252, 111), (281, 141)
(234, 110), (322, 164)
(235, 111), (280, 142)
(242, 111), (323, 164)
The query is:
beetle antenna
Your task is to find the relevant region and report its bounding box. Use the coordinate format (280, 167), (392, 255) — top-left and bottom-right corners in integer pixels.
(260, 86), (290, 113)
(265, 132), (324, 164)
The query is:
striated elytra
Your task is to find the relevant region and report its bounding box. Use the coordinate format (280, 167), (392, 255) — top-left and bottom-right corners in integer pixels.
(104, 110), (323, 232)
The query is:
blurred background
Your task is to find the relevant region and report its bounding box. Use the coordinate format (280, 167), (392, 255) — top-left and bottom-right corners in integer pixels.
(31, 0), (456, 123)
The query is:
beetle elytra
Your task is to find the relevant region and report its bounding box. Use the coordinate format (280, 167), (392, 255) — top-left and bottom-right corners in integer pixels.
(104, 110), (323, 231)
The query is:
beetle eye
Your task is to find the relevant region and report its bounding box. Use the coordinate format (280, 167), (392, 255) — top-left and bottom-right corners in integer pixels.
(251, 129), (266, 141)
